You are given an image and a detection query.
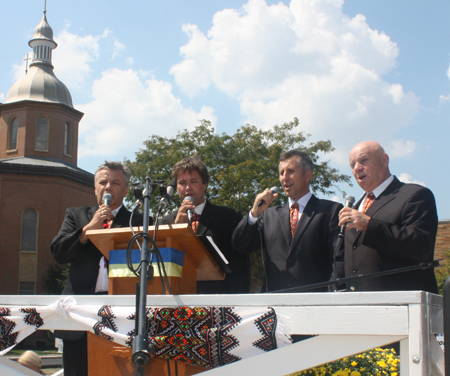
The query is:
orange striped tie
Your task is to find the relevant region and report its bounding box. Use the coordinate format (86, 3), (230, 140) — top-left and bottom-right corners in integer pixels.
(191, 213), (200, 233)
(361, 193), (375, 214)
(290, 202), (299, 237)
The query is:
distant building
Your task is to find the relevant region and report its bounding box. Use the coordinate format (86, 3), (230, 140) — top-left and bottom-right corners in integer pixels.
(0, 8), (96, 295)
(436, 219), (450, 261)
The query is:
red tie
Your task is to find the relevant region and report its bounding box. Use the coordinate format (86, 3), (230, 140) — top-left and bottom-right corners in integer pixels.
(191, 213), (200, 233)
(361, 193), (375, 214)
(103, 215), (115, 229)
(290, 202), (299, 237)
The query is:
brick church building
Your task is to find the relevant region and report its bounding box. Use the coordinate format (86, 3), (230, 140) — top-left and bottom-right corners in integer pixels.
(0, 9), (96, 295)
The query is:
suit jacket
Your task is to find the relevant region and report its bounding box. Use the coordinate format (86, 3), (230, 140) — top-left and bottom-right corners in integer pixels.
(232, 195), (342, 292)
(342, 176), (438, 292)
(51, 205), (144, 295)
(160, 200), (250, 294)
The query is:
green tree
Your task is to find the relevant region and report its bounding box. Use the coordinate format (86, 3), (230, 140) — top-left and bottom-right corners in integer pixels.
(125, 118), (351, 215)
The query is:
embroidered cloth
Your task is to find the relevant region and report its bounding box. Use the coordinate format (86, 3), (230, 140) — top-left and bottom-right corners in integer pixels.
(0, 297), (292, 368)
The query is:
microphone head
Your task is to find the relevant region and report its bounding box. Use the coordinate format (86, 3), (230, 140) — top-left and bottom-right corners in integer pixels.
(270, 186), (279, 195)
(102, 193), (112, 206)
(184, 196), (193, 203)
(166, 180), (177, 195)
(344, 194), (356, 207)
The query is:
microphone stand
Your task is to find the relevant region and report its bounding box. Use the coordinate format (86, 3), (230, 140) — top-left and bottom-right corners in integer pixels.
(271, 260), (442, 294)
(132, 177), (155, 374)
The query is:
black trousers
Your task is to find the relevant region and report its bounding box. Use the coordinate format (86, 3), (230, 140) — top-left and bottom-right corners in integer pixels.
(63, 333), (88, 376)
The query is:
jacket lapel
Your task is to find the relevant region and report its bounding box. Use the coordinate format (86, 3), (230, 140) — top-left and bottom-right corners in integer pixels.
(111, 206), (130, 228)
(196, 201), (213, 236)
(277, 204), (291, 248)
(364, 177), (401, 217)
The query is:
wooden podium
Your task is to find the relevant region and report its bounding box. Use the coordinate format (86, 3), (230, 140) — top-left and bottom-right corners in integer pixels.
(85, 224), (224, 375)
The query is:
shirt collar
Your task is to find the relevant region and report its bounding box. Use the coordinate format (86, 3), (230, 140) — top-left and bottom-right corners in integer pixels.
(288, 191), (312, 211)
(194, 199), (207, 215)
(371, 175), (394, 198)
(111, 204), (122, 218)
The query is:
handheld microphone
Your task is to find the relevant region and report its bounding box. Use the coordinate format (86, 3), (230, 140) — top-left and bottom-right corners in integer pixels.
(158, 180), (177, 212)
(102, 193), (112, 206)
(184, 196), (194, 223)
(339, 194), (356, 234)
(257, 186), (279, 207)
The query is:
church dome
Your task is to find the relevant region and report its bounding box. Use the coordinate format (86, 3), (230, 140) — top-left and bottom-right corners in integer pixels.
(5, 64), (73, 107)
(30, 11), (56, 45)
(5, 11), (72, 108)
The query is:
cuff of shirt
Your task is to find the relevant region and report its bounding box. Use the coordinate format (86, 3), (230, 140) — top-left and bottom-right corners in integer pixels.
(248, 211), (259, 225)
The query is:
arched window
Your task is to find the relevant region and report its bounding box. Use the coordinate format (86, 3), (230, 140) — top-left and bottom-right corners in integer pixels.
(36, 116), (48, 151)
(19, 207), (38, 295)
(8, 117), (18, 150)
(64, 122), (72, 156)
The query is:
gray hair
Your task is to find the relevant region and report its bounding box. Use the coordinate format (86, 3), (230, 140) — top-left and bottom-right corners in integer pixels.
(280, 150), (314, 172)
(95, 161), (131, 185)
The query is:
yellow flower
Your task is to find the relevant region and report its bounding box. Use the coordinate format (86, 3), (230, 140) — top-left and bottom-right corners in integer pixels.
(351, 361), (358, 367)
(350, 372), (361, 376)
(377, 359), (387, 368)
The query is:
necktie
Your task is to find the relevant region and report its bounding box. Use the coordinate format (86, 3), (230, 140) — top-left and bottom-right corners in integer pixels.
(103, 215), (115, 229)
(191, 213), (200, 233)
(290, 202), (299, 237)
(361, 193), (375, 214)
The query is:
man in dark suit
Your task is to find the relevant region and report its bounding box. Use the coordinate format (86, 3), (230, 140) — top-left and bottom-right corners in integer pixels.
(338, 141), (438, 292)
(160, 156), (250, 294)
(51, 161), (144, 376)
(232, 150), (342, 292)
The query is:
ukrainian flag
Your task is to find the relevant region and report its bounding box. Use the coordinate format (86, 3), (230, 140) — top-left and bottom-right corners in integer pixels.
(108, 248), (184, 278)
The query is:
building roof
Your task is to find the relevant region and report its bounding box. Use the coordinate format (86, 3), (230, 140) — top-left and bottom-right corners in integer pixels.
(0, 156), (94, 186)
(5, 11), (73, 108)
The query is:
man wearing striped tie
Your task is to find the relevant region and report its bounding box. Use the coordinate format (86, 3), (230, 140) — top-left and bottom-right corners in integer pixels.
(232, 150), (343, 292)
(338, 141), (438, 292)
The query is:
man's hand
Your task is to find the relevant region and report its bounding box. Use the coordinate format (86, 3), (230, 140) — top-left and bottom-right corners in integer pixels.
(174, 198), (195, 224)
(250, 188), (279, 218)
(79, 204), (113, 243)
(339, 207), (371, 232)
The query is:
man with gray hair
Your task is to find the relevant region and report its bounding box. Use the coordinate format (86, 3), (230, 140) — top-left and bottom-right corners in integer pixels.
(232, 150), (342, 292)
(51, 161), (144, 376)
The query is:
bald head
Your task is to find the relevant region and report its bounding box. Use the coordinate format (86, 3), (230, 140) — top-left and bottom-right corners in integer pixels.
(349, 141), (390, 192)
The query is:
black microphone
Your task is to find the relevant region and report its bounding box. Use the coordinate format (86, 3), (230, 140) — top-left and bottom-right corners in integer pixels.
(102, 193), (112, 206)
(184, 196), (194, 223)
(257, 186), (279, 207)
(158, 180), (177, 212)
(132, 181), (156, 211)
(339, 194), (356, 234)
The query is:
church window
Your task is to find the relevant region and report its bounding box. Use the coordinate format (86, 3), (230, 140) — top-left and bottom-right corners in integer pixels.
(19, 207), (38, 295)
(64, 122), (72, 156)
(8, 117), (18, 150)
(36, 116), (49, 151)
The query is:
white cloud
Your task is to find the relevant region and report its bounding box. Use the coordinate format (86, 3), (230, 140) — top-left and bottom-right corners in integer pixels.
(77, 68), (216, 158)
(398, 173), (426, 187)
(439, 94), (450, 104)
(387, 140), (416, 158)
(112, 39), (126, 59)
(170, 0), (419, 167)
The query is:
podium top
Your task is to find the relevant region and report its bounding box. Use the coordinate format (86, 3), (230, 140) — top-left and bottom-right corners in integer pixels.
(86, 224), (224, 281)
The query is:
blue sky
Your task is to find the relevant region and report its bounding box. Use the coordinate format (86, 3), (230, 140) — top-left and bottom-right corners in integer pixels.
(1, 0), (449, 218)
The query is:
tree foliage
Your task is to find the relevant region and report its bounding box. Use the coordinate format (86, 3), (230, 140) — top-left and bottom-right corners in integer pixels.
(125, 118), (351, 216)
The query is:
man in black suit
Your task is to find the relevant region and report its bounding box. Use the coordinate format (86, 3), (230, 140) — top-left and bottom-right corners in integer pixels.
(338, 140), (438, 292)
(232, 150), (342, 292)
(160, 156), (250, 294)
(51, 161), (144, 376)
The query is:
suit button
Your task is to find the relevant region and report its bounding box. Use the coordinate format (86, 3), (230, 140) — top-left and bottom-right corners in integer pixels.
(352, 269), (357, 274)
(353, 245), (357, 249)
